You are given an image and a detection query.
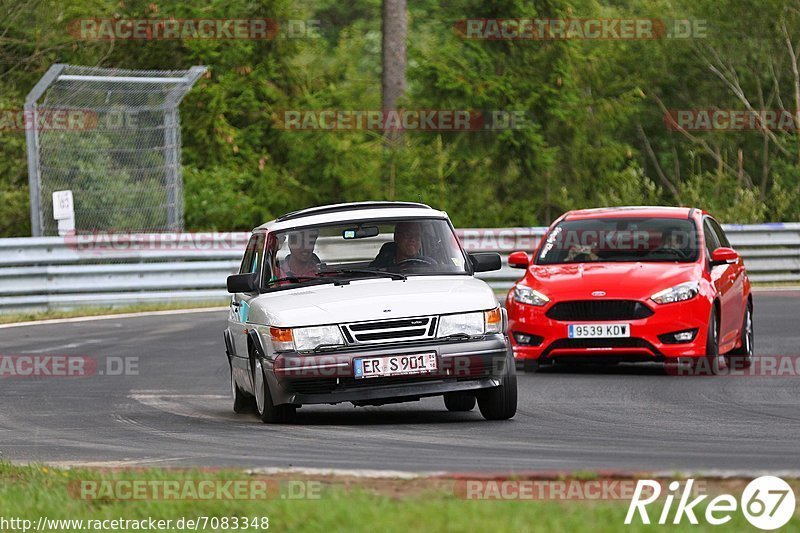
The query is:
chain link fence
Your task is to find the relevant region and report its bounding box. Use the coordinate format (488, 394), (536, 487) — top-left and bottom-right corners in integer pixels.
(25, 64), (207, 236)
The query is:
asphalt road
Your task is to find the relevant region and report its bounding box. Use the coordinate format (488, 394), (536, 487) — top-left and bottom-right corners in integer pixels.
(1, 291), (799, 472)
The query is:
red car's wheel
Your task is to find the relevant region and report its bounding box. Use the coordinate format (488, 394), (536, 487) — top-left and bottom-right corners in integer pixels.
(726, 302), (754, 369)
(703, 307), (723, 375)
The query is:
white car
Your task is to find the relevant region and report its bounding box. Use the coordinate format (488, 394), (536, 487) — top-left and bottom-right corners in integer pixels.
(224, 201), (517, 423)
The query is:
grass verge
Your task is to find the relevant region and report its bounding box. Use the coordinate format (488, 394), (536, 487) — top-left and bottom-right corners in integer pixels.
(0, 301), (228, 325)
(0, 463), (797, 532)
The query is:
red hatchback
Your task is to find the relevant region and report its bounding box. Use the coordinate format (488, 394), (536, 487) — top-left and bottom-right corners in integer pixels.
(506, 207), (753, 373)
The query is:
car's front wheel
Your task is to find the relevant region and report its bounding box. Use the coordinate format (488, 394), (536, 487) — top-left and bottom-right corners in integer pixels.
(704, 307), (724, 375)
(444, 392), (476, 412)
(726, 301), (754, 370)
(253, 358), (296, 424)
(477, 354), (517, 420)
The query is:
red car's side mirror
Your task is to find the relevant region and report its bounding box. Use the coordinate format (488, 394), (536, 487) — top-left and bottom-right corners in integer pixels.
(508, 251), (530, 269)
(710, 247), (739, 267)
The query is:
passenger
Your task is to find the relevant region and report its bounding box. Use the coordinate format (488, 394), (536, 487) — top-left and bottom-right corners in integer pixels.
(277, 229), (320, 278)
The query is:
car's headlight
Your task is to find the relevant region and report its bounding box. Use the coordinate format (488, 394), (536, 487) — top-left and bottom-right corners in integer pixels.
(270, 325), (344, 352)
(292, 325), (345, 351)
(650, 281), (700, 305)
(438, 312), (484, 337)
(513, 285), (549, 306)
(438, 308), (503, 337)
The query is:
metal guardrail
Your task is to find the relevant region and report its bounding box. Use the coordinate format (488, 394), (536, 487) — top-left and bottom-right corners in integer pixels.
(0, 224), (798, 313)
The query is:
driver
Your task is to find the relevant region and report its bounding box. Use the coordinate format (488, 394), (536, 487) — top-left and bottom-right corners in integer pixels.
(370, 221), (430, 268)
(652, 227), (689, 258)
(659, 227), (686, 250)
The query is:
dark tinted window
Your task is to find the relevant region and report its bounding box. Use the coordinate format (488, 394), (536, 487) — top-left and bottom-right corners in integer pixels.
(703, 219), (720, 255)
(239, 234), (265, 275)
(707, 218), (730, 248)
(536, 217), (700, 264)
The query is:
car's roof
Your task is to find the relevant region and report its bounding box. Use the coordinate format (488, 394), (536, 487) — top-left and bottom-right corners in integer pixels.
(255, 201), (449, 232)
(563, 206), (701, 221)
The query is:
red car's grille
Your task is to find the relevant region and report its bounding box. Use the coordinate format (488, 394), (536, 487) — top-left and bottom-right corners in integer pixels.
(541, 337), (661, 357)
(546, 300), (654, 321)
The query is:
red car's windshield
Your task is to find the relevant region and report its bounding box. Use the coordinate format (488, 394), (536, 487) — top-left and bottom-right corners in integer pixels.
(535, 217), (699, 265)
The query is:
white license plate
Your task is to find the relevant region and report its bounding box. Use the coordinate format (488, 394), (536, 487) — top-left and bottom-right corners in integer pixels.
(354, 352), (438, 379)
(568, 324), (630, 339)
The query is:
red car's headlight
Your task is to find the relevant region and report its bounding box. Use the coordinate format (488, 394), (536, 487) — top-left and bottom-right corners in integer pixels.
(650, 281), (700, 305)
(513, 285), (549, 306)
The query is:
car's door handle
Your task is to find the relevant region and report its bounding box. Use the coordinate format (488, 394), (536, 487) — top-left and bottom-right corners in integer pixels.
(231, 301), (241, 308)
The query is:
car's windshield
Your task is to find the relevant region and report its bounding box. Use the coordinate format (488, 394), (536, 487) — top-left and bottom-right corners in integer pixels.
(535, 217), (699, 265)
(264, 218), (469, 290)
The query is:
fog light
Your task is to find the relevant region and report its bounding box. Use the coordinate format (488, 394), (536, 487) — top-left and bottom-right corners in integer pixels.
(513, 332), (544, 346)
(658, 328), (699, 344)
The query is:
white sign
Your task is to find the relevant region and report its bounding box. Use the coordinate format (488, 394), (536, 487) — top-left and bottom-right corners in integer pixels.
(52, 190), (74, 221)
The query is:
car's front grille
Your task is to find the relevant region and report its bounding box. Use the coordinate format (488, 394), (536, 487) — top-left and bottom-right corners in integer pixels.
(342, 316), (437, 345)
(546, 300), (653, 321)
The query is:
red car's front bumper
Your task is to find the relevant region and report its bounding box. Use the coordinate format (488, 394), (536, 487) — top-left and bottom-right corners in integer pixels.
(506, 295), (713, 363)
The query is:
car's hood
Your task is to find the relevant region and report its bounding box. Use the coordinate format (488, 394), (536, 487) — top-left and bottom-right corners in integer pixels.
(248, 276), (498, 327)
(524, 262), (703, 301)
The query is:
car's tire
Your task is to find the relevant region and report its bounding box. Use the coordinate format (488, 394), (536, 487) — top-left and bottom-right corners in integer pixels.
(477, 355), (517, 420)
(444, 392), (476, 412)
(230, 362), (255, 414)
(253, 358), (296, 424)
(703, 307), (723, 375)
(726, 301), (754, 370)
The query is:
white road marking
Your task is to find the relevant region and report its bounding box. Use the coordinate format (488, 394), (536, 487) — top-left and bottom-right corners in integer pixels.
(23, 339), (105, 354)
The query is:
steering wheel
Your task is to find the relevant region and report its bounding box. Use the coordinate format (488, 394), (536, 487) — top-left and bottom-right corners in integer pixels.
(395, 257), (436, 269)
(649, 248), (690, 260)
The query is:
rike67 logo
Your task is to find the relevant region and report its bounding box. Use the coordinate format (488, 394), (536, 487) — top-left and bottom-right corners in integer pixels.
(626, 476), (796, 529)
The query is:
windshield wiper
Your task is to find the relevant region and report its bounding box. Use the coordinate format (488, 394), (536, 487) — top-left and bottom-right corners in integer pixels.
(320, 268), (407, 281)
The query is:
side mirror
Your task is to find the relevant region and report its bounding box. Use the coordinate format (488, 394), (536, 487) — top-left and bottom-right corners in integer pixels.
(709, 247), (739, 267)
(508, 251), (530, 269)
(227, 273), (258, 293)
(469, 252), (502, 273)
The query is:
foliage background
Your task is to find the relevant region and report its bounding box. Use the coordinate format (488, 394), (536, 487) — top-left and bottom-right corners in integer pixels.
(1, 0), (799, 235)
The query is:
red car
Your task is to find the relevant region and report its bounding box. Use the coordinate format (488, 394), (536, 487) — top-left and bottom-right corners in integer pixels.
(506, 206), (753, 374)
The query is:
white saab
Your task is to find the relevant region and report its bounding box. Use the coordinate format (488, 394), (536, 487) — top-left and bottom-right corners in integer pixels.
(224, 201), (517, 423)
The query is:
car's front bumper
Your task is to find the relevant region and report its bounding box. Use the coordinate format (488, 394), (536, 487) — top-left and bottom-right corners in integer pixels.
(507, 296), (712, 363)
(263, 335), (510, 405)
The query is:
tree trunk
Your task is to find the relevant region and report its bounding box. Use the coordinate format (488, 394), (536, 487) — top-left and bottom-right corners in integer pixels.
(382, 0), (407, 198)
